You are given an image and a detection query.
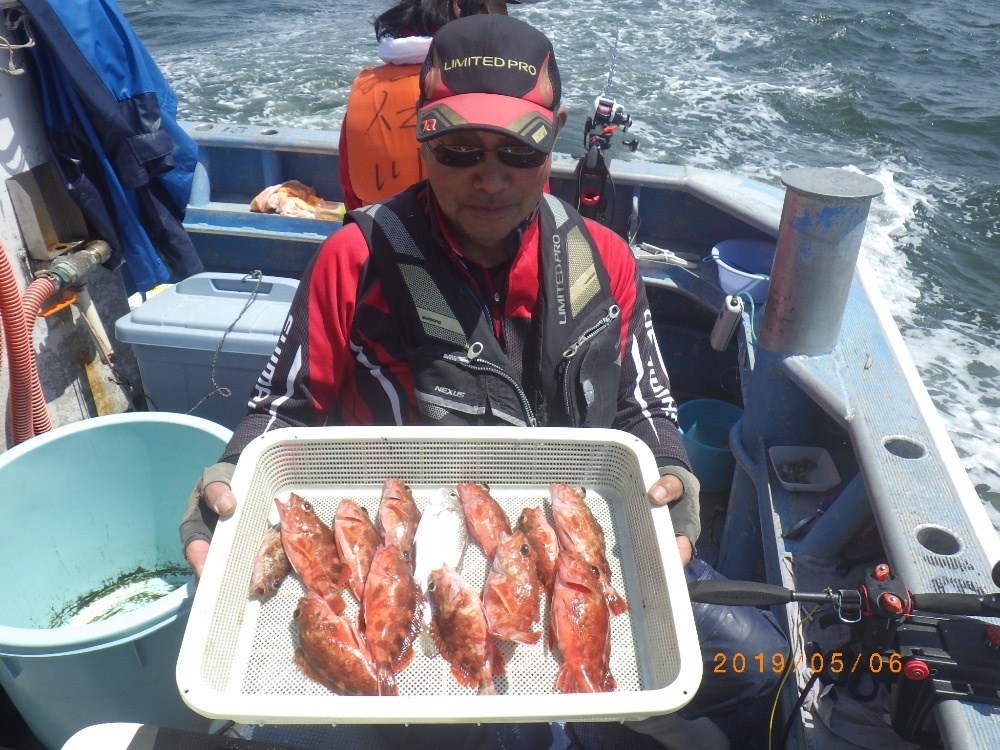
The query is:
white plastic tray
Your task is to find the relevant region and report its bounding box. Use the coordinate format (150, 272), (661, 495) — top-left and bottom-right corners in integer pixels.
(769, 445), (841, 492)
(176, 426), (701, 724)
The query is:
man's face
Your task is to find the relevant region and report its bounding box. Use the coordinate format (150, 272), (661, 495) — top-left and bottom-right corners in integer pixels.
(422, 130), (550, 265)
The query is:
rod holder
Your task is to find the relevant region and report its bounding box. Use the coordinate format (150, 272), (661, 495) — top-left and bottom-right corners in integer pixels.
(760, 168), (883, 356)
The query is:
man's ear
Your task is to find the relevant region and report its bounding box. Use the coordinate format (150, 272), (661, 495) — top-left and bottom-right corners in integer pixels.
(555, 107), (569, 133)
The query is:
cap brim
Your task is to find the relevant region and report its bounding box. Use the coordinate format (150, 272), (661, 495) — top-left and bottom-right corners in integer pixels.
(417, 92), (556, 152)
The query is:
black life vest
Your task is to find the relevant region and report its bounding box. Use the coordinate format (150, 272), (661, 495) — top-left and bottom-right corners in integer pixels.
(348, 188), (623, 428)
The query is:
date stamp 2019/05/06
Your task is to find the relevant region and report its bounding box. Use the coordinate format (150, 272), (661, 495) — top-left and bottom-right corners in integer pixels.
(713, 651), (905, 675)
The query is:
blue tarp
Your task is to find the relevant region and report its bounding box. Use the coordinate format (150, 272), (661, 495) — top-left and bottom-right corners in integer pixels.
(22, 0), (203, 292)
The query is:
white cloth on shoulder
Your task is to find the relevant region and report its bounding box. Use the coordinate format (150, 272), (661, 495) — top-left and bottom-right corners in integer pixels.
(377, 36), (432, 65)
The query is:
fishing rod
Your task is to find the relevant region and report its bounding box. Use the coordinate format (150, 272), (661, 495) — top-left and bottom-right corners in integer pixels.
(573, 20), (638, 229)
(689, 560), (1000, 748)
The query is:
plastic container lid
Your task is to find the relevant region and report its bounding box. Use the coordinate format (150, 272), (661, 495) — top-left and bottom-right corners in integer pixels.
(116, 272), (298, 355)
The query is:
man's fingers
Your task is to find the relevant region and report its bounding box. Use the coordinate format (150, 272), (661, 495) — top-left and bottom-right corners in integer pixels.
(185, 539), (210, 581)
(204, 481), (237, 516)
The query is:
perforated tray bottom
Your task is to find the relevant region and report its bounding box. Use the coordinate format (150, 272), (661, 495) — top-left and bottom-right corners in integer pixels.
(241, 485), (637, 698)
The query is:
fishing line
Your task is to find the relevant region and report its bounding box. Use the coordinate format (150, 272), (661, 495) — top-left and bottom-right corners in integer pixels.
(603, 20), (621, 97)
(187, 269), (264, 415)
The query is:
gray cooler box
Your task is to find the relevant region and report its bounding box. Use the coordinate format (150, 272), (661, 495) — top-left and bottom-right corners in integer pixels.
(116, 272), (298, 430)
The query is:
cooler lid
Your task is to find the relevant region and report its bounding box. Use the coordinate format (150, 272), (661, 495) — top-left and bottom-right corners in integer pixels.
(115, 272), (299, 355)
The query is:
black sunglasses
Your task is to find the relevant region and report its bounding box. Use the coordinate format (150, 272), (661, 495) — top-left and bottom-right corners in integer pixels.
(429, 143), (549, 169)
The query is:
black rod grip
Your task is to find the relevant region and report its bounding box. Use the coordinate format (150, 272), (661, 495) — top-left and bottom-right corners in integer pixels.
(910, 593), (1000, 616)
(688, 579), (794, 606)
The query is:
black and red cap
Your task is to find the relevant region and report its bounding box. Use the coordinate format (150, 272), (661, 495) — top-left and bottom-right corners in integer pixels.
(417, 14), (561, 153)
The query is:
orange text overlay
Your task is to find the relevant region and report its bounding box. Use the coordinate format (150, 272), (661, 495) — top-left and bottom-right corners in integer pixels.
(713, 651), (905, 675)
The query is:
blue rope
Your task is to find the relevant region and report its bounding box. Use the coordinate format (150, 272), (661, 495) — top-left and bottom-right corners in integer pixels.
(735, 290), (759, 343)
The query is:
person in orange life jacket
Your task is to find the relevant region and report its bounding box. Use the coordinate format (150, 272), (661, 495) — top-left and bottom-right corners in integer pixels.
(339, 0), (523, 209)
(183, 16), (785, 749)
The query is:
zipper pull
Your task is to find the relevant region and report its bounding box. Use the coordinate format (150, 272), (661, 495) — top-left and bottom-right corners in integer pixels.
(562, 305), (621, 359)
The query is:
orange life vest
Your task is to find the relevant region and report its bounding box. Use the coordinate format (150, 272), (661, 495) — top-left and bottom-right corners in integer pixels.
(343, 64), (425, 206)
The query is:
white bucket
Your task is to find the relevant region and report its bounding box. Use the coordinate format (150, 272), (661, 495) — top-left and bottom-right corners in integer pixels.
(711, 238), (776, 304)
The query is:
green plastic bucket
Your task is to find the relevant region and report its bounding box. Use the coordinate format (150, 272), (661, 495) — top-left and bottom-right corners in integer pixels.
(0, 412), (230, 749)
(678, 399), (744, 494)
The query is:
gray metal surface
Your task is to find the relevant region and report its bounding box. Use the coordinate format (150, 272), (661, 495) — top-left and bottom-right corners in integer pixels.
(778, 277), (1000, 747)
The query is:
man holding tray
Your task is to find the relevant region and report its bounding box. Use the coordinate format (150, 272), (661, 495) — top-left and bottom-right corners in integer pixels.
(181, 14), (786, 750)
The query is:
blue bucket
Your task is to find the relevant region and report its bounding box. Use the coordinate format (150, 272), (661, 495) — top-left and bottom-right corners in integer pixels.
(678, 399), (744, 494)
(0, 413), (230, 749)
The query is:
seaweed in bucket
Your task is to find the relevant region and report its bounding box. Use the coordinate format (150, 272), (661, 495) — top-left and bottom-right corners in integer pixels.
(49, 564), (191, 627)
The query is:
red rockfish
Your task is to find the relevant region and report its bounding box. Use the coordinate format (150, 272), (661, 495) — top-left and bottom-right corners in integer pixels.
(334, 498), (380, 602)
(456, 482), (512, 562)
(426, 563), (504, 695)
(274, 492), (348, 614)
(293, 593), (379, 696)
(361, 544), (424, 696)
(247, 522), (290, 601)
(377, 479), (421, 565)
(517, 505), (560, 593)
(483, 530), (542, 645)
(548, 483), (629, 616)
(550, 551), (616, 693)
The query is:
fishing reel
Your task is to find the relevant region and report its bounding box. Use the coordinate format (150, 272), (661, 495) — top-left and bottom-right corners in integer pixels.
(688, 561), (1000, 747)
(583, 96), (638, 159)
(574, 96), (639, 228)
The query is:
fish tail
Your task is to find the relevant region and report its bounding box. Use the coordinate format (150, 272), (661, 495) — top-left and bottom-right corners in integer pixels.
(554, 663), (576, 693)
(477, 677), (498, 696)
(375, 663), (398, 696)
(513, 630), (542, 646)
(491, 639), (506, 677)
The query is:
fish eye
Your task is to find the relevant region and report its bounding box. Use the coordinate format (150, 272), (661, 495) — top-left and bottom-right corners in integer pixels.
(427, 581), (436, 592)
(590, 565), (600, 576)
(402, 549), (411, 559)
(520, 544), (531, 556)
(292, 606), (302, 619)
(478, 482), (490, 490)
(448, 490), (459, 499)
(303, 501), (313, 511)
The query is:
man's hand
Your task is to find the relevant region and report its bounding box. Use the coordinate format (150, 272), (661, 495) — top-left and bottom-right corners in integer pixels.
(646, 474), (684, 506)
(184, 481), (238, 580)
(184, 539), (211, 581)
(675, 534), (694, 566)
(646, 474), (694, 566)
(203, 480), (237, 516)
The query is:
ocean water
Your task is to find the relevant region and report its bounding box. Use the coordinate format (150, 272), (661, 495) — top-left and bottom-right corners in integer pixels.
(123, 0), (1000, 521)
